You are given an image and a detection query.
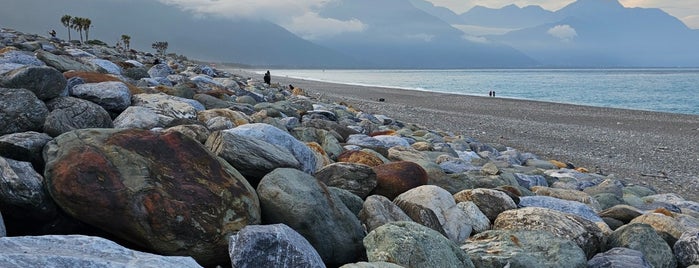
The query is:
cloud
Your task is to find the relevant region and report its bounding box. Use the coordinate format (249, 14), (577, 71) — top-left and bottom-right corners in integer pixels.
(283, 12), (366, 40)
(405, 33), (436, 42)
(547, 24), (577, 41)
(462, 35), (490, 43)
(156, 0), (365, 39)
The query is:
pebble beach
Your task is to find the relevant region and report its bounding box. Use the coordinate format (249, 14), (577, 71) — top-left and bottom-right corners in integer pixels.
(2, 27), (699, 267)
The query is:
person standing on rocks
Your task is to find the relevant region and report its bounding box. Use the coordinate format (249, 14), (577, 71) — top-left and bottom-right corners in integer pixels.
(264, 70), (271, 85)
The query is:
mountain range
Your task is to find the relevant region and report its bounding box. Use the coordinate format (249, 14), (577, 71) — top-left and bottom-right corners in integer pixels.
(2, 0), (698, 68)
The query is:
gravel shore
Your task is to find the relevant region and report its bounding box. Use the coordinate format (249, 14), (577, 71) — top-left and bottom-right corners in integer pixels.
(231, 69), (699, 201)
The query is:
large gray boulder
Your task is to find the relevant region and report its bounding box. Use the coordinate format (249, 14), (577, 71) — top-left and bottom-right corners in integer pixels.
(0, 235), (202, 268)
(494, 207), (605, 259)
(358, 195), (412, 232)
(0, 66), (66, 100)
(229, 124), (317, 174)
(0, 88), (48, 135)
(148, 63), (174, 78)
(70, 81), (131, 112)
(454, 188), (517, 222)
(519, 195), (604, 224)
(588, 247), (652, 268)
(0, 131), (52, 169)
(229, 224), (325, 268)
(462, 230), (587, 268)
(364, 221), (474, 268)
(604, 223), (677, 268)
(206, 130), (300, 186)
(112, 106), (161, 129)
(0, 50), (45, 66)
(674, 231), (699, 267)
(256, 168), (365, 266)
(0, 156), (57, 221)
(315, 162), (377, 199)
(130, 93), (201, 125)
(35, 50), (90, 72)
(43, 96), (113, 137)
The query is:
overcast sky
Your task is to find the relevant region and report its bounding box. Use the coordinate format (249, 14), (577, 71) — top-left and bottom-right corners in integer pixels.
(156, 0), (698, 40)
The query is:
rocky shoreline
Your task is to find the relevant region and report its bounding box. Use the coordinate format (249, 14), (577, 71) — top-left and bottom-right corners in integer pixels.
(1, 27), (698, 267)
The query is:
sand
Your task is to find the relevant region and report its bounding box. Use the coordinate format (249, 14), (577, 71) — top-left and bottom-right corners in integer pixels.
(231, 69), (699, 202)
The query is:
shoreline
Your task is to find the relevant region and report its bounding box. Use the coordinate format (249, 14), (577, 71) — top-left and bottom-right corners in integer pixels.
(228, 68), (699, 201)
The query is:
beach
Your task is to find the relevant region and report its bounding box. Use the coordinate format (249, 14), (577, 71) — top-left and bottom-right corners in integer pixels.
(232, 70), (699, 201)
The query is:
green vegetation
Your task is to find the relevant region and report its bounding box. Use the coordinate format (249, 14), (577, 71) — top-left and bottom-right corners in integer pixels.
(60, 15), (72, 40)
(60, 15), (92, 43)
(151, 41), (168, 55)
(121, 35), (131, 50)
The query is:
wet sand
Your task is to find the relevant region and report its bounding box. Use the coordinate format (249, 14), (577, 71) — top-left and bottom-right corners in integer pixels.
(232, 69), (699, 201)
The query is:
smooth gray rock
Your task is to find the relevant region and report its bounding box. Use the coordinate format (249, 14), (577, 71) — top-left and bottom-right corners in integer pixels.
(113, 106), (161, 129)
(0, 50), (44, 66)
(604, 223), (677, 268)
(44, 97), (113, 137)
(230, 123), (317, 174)
(163, 124), (210, 144)
(519, 195), (604, 223)
(36, 50), (90, 72)
(315, 162), (377, 199)
(229, 224), (325, 268)
(394, 185), (471, 243)
(359, 195), (413, 232)
(148, 63), (173, 78)
(0, 156), (57, 221)
(329, 187), (364, 216)
(207, 130), (300, 185)
(131, 93), (199, 125)
(513, 173), (548, 189)
(0, 88), (49, 136)
(0, 131), (52, 168)
(372, 135), (410, 148)
(494, 207), (605, 259)
(598, 205), (644, 223)
(70, 81), (131, 112)
(347, 134), (385, 150)
(257, 168), (365, 266)
(364, 221), (474, 268)
(674, 231), (699, 267)
(462, 230), (587, 268)
(453, 188), (517, 222)
(0, 235), (202, 268)
(88, 58), (121, 75)
(1, 66), (66, 100)
(456, 201), (491, 234)
(588, 247), (652, 268)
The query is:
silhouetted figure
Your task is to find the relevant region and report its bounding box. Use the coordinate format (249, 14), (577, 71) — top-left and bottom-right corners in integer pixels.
(48, 29), (56, 38)
(264, 70), (271, 85)
(492, 91), (496, 97)
(289, 84), (294, 90)
(489, 91), (493, 97)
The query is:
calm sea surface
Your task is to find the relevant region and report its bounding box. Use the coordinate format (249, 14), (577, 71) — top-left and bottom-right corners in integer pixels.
(265, 69), (699, 115)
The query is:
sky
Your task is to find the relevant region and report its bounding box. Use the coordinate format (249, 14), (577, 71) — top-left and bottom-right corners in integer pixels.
(155, 0), (699, 40)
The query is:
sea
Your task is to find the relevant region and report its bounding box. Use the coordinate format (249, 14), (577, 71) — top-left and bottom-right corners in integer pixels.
(263, 68), (699, 116)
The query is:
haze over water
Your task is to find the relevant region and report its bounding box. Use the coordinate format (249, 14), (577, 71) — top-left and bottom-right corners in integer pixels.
(269, 69), (699, 115)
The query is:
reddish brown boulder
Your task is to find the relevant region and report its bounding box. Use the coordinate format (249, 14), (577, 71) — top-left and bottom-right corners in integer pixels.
(337, 150), (384, 167)
(43, 129), (260, 266)
(371, 161), (428, 200)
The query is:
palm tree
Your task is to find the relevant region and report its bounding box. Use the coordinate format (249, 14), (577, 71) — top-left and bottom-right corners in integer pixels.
(121, 35), (131, 50)
(61, 15), (72, 40)
(70, 17), (81, 42)
(83, 18), (92, 41)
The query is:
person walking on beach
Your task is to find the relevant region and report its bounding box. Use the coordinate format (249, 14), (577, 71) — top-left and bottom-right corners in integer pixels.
(264, 70), (271, 85)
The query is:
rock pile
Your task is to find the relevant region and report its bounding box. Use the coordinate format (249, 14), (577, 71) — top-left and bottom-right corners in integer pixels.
(1, 27), (698, 267)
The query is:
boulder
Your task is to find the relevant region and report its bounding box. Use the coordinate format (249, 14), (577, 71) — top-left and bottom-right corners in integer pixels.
(228, 123), (317, 174)
(206, 130), (300, 186)
(372, 135), (410, 148)
(453, 188), (517, 222)
(315, 162), (377, 199)
(598, 205), (644, 223)
(630, 212), (686, 245)
(513, 173), (548, 189)
(674, 231), (699, 267)
(346, 134), (385, 150)
(462, 230), (587, 268)
(330, 187), (364, 216)
(531, 186), (602, 211)
(256, 168), (365, 266)
(291, 127), (344, 160)
(387, 146), (447, 181)
(339, 262), (402, 268)
(163, 124), (210, 144)
(88, 59), (121, 75)
(519, 195), (604, 224)
(229, 224), (325, 268)
(131, 93), (200, 126)
(494, 207), (605, 258)
(43, 129), (260, 266)
(455, 201), (491, 234)
(0, 131), (52, 169)
(371, 161), (428, 200)
(588, 247), (652, 268)
(0, 157), (57, 221)
(112, 106), (161, 129)
(394, 185), (471, 243)
(148, 63), (174, 78)
(302, 119), (359, 142)
(0, 88), (48, 135)
(604, 223), (677, 268)
(0, 50), (45, 66)
(358, 195), (412, 232)
(583, 179), (624, 198)
(0, 66), (66, 100)
(70, 81), (131, 112)
(0, 235), (201, 268)
(337, 150), (385, 167)
(364, 221), (474, 268)
(43, 96), (113, 137)
(197, 108), (250, 126)
(35, 50), (90, 72)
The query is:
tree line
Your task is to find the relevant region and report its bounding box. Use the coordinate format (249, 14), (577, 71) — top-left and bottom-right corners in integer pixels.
(59, 15), (168, 55)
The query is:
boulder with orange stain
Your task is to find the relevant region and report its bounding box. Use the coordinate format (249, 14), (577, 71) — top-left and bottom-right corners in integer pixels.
(371, 161), (428, 200)
(337, 150), (385, 167)
(43, 129), (260, 266)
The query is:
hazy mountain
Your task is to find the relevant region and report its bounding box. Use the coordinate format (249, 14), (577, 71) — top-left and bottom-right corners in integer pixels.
(460, 4), (559, 29)
(315, 0), (537, 68)
(1, 0), (362, 68)
(406, 0), (463, 24)
(491, 0), (699, 66)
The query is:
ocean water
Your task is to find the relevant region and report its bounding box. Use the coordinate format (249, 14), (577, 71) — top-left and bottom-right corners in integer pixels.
(266, 69), (699, 115)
